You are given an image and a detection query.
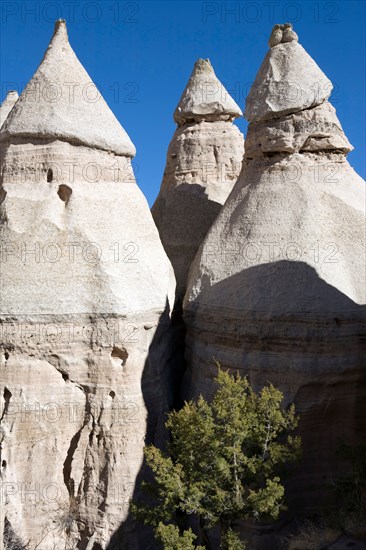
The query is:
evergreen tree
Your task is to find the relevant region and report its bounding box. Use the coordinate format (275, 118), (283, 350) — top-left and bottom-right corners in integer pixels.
(132, 368), (301, 549)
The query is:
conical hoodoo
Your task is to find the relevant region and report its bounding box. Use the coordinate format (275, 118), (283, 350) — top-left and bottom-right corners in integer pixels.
(0, 20), (175, 548)
(0, 90), (18, 128)
(152, 58), (244, 302)
(183, 24), (366, 517)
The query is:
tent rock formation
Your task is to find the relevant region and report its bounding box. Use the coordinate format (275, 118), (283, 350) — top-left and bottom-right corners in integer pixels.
(152, 58), (244, 301)
(183, 25), (366, 516)
(0, 20), (175, 549)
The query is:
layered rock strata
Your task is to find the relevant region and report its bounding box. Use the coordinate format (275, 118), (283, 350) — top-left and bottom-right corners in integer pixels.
(183, 25), (366, 515)
(152, 59), (244, 302)
(0, 20), (175, 549)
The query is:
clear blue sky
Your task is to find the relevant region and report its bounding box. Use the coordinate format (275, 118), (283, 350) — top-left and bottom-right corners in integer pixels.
(1, 0), (365, 205)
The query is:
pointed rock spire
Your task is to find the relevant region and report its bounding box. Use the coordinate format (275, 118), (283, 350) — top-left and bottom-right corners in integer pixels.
(174, 58), (242, 125)
(0, 20), (135, 156)
(153, 58), (244, 301)
(0, 90), (18, 128)
(0, 19), (174, 548)
(245, 23), (332, 122)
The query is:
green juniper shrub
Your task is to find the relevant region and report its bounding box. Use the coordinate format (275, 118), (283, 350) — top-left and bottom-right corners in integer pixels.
(132, 368), (301, 549)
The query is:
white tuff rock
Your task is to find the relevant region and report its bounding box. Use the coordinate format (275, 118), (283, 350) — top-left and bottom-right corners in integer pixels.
(1, 20), (135, 156)
(246, 24), (331, 122)
(173, 58), (243, 125)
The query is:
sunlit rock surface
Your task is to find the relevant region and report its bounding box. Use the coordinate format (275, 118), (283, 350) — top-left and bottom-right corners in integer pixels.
(0, 20), (175, 549)
(152, 58), (244, 301)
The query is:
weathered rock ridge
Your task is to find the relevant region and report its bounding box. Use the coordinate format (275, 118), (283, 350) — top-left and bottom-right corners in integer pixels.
(152, 59), (244, 301)
(0, 20), (175, 549)
(0, 91), (18, 129)
(183, 25), (366, 516)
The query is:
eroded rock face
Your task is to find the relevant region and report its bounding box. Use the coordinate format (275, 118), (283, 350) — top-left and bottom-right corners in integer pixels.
(152, 59), (244, 301)
(244, 102), (352, 158)
(183, 26), (366, 516)
(0, 20), (175, 549)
